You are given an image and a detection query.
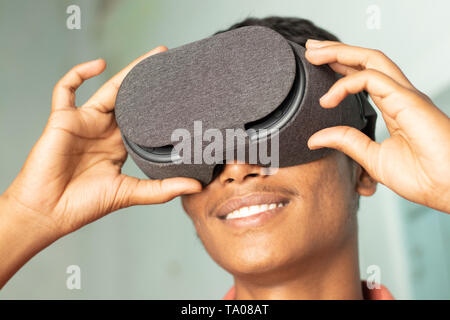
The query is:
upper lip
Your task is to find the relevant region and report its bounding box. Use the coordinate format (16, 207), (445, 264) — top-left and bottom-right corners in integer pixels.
(212, 193), (290, 219)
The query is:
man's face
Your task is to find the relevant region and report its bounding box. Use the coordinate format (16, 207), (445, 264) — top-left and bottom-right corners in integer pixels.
(181, 151), (373, 277)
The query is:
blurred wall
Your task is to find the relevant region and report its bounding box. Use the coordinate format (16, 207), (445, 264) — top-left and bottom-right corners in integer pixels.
(0, 0), (449, 299)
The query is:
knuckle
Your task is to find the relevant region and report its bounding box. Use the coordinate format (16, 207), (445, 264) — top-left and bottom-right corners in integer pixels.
(364, 48), (389, 68)
(369, 48), (387, 60)
(113, 176), (129, 208)
(156, 45), (168, 51)
(71, 62), (83, 72)
(373, 49), (385, 56)
(54, 78), (64, 91)
(340, 126), (354, 142)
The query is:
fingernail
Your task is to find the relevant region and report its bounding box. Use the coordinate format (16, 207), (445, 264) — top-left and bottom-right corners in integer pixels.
(307, 139), (320, 150)
(306, 39), (322, 48)
(320, 92), (330, 102)
(308, 133), (326, 150)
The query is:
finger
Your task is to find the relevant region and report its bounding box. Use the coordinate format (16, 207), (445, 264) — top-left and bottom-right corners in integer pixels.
(328, 62), (361, 76)
(83, 46), (168, 113)
(117, 176), (202, 207)
(306, 41), (361, 75)
(322, 69), (449, 146)
(305, 39), (341, 49)
(308, 126), (381, 181)
(320, 69), (409, 121)
(52, 59), (106, 112)
(305, 42), (415, 90)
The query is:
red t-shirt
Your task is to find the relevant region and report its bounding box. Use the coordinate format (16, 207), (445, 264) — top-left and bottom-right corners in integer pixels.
(223, 281), (394, 300)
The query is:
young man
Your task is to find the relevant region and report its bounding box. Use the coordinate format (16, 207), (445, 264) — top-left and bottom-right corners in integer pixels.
(0, 17), (448, 299)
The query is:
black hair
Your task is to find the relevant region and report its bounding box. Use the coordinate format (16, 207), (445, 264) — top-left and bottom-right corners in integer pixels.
(214, 16), (340, 46)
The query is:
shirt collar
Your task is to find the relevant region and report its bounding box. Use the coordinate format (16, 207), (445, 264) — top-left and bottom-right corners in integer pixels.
(223, 281), (394, 300)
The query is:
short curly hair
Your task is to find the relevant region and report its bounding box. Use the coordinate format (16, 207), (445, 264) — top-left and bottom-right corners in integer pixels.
(214, 16), (340, 46)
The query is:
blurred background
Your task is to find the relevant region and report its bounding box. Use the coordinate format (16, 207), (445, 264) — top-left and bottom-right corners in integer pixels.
(0, 0), (449, 299)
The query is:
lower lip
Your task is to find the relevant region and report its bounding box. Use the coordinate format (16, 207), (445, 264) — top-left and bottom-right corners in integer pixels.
(220, 205), (287, 229)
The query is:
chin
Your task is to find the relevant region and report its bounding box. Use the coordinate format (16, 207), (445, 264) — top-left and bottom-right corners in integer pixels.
(217, 243), (292, 277)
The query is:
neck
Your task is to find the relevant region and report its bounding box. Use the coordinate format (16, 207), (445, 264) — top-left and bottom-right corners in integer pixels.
(232, 233), (362, 300)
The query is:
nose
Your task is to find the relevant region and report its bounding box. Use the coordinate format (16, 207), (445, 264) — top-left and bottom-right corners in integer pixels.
(217, 162), (268, 185)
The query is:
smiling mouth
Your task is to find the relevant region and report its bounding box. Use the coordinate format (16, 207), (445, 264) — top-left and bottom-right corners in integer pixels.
(223, 202), (287, 220)
(212, 192), (291, 228)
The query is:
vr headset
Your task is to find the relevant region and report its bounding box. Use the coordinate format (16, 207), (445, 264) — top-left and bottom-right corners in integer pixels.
(115, 26), (377, 185)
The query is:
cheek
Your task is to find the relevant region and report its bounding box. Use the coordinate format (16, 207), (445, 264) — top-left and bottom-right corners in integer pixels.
(181, 192), (218, 240)
(312, 159), (356, 237)
(287, 158), (356, 242)
(309, 155), (354, 205)
(181, 193), (205, 224)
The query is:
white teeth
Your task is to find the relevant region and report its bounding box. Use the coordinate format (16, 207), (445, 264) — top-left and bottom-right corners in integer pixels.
(225, 202), (286, 220)
(248, 205), (259, 215)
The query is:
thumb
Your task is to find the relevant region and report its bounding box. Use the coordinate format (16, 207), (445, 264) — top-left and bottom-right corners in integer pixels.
(307, 126), (381, 179)
(118, 176), (202, 208)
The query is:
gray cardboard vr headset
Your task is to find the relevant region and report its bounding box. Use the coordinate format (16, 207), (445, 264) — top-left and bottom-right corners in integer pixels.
(115, 26), (377, 185)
